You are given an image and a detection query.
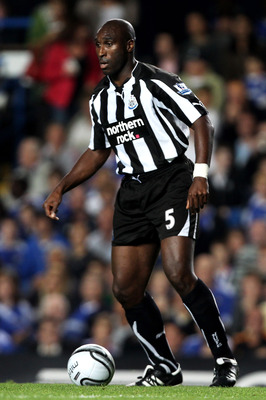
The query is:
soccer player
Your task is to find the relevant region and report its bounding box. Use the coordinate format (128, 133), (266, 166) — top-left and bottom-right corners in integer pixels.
(43, 18), (239, 387)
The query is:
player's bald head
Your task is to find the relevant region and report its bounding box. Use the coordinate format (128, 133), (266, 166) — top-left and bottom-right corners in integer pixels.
(98, 19), (136, 42)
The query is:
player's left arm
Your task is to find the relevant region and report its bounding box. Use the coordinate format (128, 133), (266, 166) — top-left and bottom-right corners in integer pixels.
(186, 114), (214, 214)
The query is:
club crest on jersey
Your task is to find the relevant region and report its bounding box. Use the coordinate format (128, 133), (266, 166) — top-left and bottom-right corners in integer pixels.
(174, 82), (192, 95)
(128, 95), (138, 110)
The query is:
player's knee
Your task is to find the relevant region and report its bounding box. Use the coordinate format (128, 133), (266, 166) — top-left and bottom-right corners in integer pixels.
(112, 283), (131, 307)
(112, 282), (142, 308)
(166, 268), (197, 297)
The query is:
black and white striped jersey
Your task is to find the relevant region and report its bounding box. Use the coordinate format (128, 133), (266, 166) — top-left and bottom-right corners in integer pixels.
(89, 61), (207, 175)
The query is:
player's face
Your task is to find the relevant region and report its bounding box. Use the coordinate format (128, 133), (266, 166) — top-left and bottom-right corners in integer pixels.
(95, 26), (131, 79)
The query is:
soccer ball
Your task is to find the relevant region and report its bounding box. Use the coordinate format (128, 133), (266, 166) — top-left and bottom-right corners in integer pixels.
(67, 344), (115, 386)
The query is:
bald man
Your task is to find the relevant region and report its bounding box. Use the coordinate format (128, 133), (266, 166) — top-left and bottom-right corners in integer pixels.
(43, 19), (238, 387)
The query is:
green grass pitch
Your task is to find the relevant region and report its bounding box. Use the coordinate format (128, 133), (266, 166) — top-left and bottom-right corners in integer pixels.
(0, 383), (265, 400)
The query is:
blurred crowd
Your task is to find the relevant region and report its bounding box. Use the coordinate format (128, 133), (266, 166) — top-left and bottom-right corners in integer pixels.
(0, 0), (266, 361)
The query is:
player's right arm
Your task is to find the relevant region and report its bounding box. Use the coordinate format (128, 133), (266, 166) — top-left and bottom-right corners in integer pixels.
(43, 147), (111, 220)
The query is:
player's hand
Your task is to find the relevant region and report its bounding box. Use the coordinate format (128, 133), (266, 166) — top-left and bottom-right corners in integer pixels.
(42, 190), (62, 220)
(186, 177), (209, 214)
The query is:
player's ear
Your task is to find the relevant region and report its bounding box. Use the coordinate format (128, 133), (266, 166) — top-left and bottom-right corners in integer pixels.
(127, 39), (135, 53)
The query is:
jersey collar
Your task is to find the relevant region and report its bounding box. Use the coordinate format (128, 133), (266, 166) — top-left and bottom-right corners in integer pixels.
(107, 60), (139, 89)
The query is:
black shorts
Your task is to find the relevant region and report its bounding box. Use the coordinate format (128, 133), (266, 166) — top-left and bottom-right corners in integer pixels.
(112, 156), (199, 246)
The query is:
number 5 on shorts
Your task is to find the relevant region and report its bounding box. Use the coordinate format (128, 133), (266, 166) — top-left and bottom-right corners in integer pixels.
(165, 208), (175, 230)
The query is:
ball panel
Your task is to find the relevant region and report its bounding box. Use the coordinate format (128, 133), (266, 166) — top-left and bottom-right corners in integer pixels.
(72, 344), (115, 367)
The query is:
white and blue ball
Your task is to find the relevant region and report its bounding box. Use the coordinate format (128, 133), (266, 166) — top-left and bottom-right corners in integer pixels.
(67, 344), (115, 386)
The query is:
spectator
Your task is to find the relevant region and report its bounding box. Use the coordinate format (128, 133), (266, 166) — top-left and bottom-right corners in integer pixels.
(233, 272), (265, 330)
(41, 122), (76, 173)
(243, 55), (266, 120)
(67, 185), (89, 225)
(18, 212), (68, 296)
(243, 171), (266, 225)
(86, 311), (118, 356)
(209, 240), (235, 293)
(85, 168), (118, 219)
(34, 317), (64, 356)
(226, 14), (266, 79)
(179, 12), (215, 71)
(153, 32), (179, 74)
(14, 137), (53, 206)
(36, 257), (71, 299)
(232, 271), (266, 357)
(0, 218), (25, 274)
(25, 0), (71, 134)
(74, 0), (139, 35)
(16, 203), (38, 240)
(1, 171), (29, 217)
(180, 54), (225, 113)
(208, 145), (244, 235)
(244, 123), (266, 185)
(63, 271), (108, 347)
(85, 259), (112, 298)
(86, 204), (114, 264)
(66, 220), (95, 287)
(39, 20), (102, 124)
(66, 89), (93, 158)
(218, 79), (248, 147)
(225, 228), (246, 266)
(234, 110), (258, 171)
(231, 219), (266, 291)
(85, 258), (114, 309)
(0, 269), (34, 353)
(0, 76), (29, 167)
(26, 0), (69, 54)
(233, 306), (266, 358)
(33, 292), (70, 355)
(37, 292), (70, 322)
(210, 15), (234, 78)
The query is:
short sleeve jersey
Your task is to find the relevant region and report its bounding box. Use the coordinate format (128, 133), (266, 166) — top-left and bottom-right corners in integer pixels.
(89, 61), (208, 175)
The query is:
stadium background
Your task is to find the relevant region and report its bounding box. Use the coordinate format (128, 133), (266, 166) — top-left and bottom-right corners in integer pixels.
(0, 0), (266, 385)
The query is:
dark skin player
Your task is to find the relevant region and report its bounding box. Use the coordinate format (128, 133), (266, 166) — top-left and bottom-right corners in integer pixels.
(43, 19), (213, 310)
(44, 20), (240, 388)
